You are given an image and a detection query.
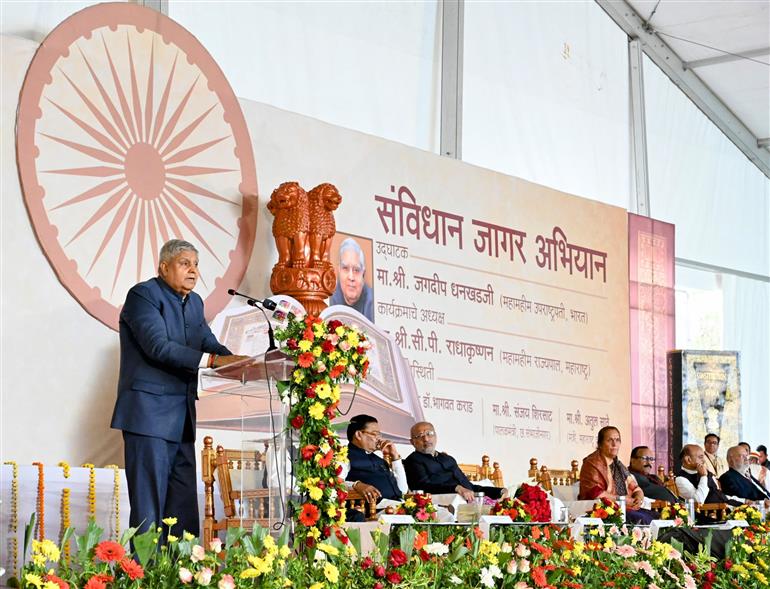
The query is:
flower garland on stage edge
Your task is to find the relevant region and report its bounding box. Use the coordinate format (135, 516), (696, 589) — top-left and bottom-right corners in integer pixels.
(275, 313), (370, 554)
(4, 460), (19, 578)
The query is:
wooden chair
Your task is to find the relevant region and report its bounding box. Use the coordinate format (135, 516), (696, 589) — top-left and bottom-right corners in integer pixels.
(458, 455), (504, 487)
(696, 502), (729, 521)
(528, 458), (579, 493)
(201, 436), (273, 546)
(343, 488), (377, 521)
(657, 465), (680, 498)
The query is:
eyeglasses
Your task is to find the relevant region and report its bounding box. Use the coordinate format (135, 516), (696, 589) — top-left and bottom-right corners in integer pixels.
(412, 431), (435, 440)
(360, 430), (381, 438)
(637, 456), (656, 463)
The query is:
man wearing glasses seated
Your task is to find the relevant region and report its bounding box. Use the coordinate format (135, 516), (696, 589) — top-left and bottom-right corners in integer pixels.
(344, 414), (408, 505)
(628, 446), (679, 502)
(403, 422), (505, 502)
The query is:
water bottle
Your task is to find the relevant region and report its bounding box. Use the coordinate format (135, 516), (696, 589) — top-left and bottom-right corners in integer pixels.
(474, 492), (485, 520)
(618, 496), (627, 522)
(687, 498), (696, 523)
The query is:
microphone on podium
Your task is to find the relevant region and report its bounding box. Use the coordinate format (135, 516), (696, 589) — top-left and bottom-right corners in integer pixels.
(227, 289), (278, 310)
(227, 288), (277, 351)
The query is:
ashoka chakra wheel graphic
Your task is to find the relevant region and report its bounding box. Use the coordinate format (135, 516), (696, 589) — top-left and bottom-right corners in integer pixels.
(17, 2), (258, 330)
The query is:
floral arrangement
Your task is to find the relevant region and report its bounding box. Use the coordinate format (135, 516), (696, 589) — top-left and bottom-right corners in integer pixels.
(20, 515), (770, 589)
(275, 313), (370, 553)
(515, 483), (552, 522)
(730, 503), (764, 527)
(395, 493), (437, 521)
(490, 496), (533, 522)
(658, 501), (690, 524)
(586, 496), (624, 525)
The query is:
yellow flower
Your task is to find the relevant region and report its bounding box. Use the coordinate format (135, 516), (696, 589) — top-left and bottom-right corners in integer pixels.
(167, 534), (178, 543)
(162, 517), (178, 526)
(298, 340), (313, 352)
(308, 402), (325, 420)
(316, 383), (332, 399)
(279, 545), (291, 558)
(323, 562), (339, 583)
(313, 346), (323, 357)
(309, 583), (324, 589)
(313, 323), (325, 337)
(318, 543), (339, 557)
(293, 370), (304, 383)
(183, 532), (195, 541)
(345, 544), (357, 557)
(263, 534), (276, 549)
(331, 385), (341, 403)
(240, 568), (259, 579)
(32, 554), (46, 567)
(42, 582), (59, 589)
(283, 579), (293, 587)
(404, 498), (416, 509)
(25, 574), (43, 589)
(308, 527), (321, 539)
(327, 506), (337, 518)
(335, 326), (345, 336)
(329, 351), (340, 361)
(309, 486), (323, 501)
(346, 332), (360, 347)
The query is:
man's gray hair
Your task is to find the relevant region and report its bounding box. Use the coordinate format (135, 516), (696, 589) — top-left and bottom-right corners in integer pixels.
(338, 237), (366, 273)
(159, 239), (198, 270)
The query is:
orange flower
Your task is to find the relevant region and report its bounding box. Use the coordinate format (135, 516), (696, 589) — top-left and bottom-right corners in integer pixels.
(531, 566), (549, 587)
(317, 449), (334, 468)
(119, 558), (145, 580)
(298, 503), (320, 527)
(44, 574), (69, 589)
(94, 540), (125, 562)
(413, 530), (428, 550)
(298, 352), (315, 368)
(84, 578), (107, 589)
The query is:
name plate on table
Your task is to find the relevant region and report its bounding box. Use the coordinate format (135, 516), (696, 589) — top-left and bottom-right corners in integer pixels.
(378, 514), (415, 525)
(650, 519), (675, 540)
(725, 520), (749, 528)
(571, 517), (605, 540)
(479, 515), (513, 539)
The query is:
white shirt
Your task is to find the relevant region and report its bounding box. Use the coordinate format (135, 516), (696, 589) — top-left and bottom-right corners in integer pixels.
(675, 467), (744, 504)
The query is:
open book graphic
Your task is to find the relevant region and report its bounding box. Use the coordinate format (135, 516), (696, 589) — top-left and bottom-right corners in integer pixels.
(197, 297), (423, 443)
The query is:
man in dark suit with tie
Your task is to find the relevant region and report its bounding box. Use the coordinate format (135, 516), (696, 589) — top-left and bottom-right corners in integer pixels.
(111, 239), (245, 537)
(720, 445), (770, 504)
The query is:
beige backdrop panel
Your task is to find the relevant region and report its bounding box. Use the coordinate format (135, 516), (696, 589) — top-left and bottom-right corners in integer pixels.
(2, 35), (629, 483)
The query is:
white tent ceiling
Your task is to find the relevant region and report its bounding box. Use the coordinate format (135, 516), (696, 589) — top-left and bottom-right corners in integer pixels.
(624, 0), (769, 163)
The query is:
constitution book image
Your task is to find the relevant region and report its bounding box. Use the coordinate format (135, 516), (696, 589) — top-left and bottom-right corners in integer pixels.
(197, 298), (423, 442)
(668, 350), (741, 470)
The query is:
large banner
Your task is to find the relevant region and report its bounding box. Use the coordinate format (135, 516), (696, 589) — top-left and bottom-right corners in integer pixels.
(239, 102), (632, 483)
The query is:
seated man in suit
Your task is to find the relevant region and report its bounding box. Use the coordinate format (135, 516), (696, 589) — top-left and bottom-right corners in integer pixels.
(719, 445), (770, 504)
(343, 414), (408, 504)
(628, 446), (679, 503)
(675, 444), (743, 522)
(403, 422), (504, 502)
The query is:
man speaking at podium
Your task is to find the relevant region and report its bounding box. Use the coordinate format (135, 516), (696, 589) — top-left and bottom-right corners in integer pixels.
(111, 239), (245, 537)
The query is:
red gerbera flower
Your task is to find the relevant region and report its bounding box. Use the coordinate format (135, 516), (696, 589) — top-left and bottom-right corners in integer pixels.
(84, 578), (107, 589)
(119, 558), (144, 580)
(531, 566), (549, 588)
(298, 352), (315, 368)
(298, 503), (320, 526)
(388, 548), (408, 568)
(94, 540), (126, 562)
(44, 574), (69, 589)
(329, 364), (345, 379)
(317, 449), (334, 468)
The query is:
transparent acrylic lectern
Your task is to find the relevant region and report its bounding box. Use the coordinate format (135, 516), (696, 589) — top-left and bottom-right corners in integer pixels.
(198, 349), (295, 544)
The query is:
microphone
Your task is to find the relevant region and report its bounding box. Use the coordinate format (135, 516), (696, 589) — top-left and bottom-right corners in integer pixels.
(227, 289), (277, 310)
(228, 288), (277, 351)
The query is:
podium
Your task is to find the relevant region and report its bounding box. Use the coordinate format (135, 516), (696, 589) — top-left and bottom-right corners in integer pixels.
(198, 349), (295, 543)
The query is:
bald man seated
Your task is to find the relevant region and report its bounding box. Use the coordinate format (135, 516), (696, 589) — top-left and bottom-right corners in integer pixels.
(403, 422), (505, 502)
